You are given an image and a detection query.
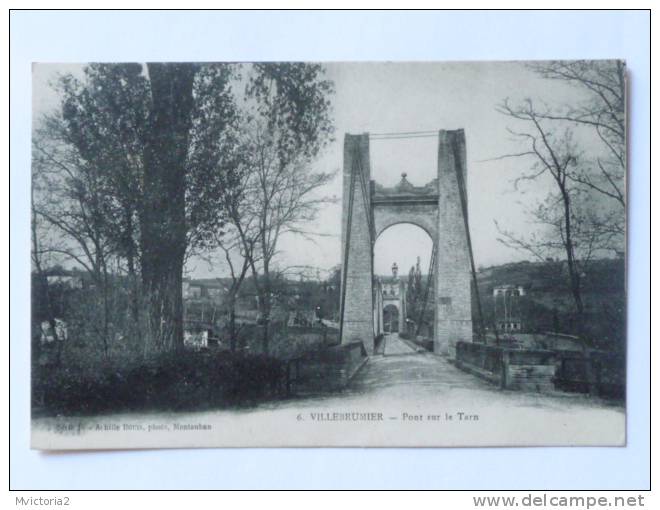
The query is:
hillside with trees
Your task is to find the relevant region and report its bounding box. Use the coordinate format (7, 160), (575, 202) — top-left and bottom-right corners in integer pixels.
(475, 257), (625, 351)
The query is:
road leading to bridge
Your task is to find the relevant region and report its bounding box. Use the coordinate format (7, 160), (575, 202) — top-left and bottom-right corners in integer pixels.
(335, 333), (625, 446)
(32, 333), (626, 449)
(382, 332), (417, 355)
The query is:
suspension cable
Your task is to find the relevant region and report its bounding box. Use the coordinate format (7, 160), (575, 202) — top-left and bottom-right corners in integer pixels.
(369, 130), (437, 137)
(415, 243), (436, 338)
(354, 149), (375, 240)
(369, 133), (439, 141)
(451, 135), (500, 345)
(338, 153), (359, 344)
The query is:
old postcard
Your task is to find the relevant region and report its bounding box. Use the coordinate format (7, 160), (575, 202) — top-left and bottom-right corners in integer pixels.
(30, 61), (626, 449)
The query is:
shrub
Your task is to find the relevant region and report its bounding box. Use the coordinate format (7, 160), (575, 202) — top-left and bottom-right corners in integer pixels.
(32, 350), (287, 417)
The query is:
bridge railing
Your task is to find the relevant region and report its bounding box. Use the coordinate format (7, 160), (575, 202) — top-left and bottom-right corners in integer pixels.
(554, 349), (625, 399)
(284, 340), (368, 396)
(455, 341), (556, 391)
(455, 341), (625, 399)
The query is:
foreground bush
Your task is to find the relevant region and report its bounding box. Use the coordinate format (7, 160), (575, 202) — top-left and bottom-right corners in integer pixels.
(232, 322), (338, 359)
(32, 350), (286, 417)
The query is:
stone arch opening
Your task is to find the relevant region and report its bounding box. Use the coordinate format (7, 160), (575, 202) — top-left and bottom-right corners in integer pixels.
(374, 222), (434, 274)
(373, 208), (438, 247)
(382, 304), (399, 333)
(373, 222), (434, 339)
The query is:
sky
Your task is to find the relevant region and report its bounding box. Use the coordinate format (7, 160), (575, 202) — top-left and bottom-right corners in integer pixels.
(266, 61), (588, 277)
(32, 61), (592, 279)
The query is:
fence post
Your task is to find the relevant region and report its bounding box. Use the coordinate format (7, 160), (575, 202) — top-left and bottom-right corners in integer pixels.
(500, 350), (510, 389)
(286, 361), (292, 396)
(584, 348), (598, 397)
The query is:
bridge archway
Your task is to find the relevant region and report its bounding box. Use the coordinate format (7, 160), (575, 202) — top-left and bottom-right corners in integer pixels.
(373, 222), (434, 338)
(382, 304), (399, 333)
(339, 130), (473, 357)
(374, 209), (438, 247)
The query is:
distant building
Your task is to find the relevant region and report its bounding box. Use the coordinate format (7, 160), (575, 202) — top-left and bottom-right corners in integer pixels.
(493, 285), (525, 333)
(183, 279), (228, 302)
(374, 262), (408, 334)
(46, 274), (84, 289)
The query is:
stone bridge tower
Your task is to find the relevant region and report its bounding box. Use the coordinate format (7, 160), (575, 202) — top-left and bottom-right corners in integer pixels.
(340, 129), (473, 356)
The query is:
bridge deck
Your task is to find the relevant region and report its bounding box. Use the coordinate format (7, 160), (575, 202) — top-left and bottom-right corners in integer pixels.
(382, 333), (417, 355)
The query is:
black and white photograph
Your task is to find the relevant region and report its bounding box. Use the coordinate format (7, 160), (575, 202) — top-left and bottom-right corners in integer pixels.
(28, 59), (628, 449)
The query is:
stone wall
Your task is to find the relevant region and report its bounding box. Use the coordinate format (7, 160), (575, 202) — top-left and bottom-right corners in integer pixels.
(454, 341), (557, 392)
(287, 341), (369, 394)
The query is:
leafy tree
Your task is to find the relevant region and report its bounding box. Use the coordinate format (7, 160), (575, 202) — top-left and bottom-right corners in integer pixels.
(230, 63), (335, 353)
(139, 63), (197, 351)
(494, 61), (626, 342)
(34, 62), (334, 356)
(496, 99), (617, 340)
(32, 122), (119, 356)
(34, 63), (240, 352)
(528, 60), (625, 216)
(406, 257), (423, 321)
